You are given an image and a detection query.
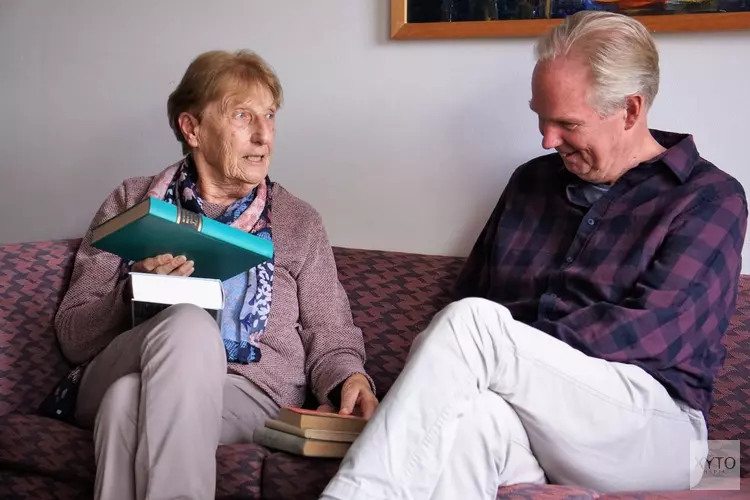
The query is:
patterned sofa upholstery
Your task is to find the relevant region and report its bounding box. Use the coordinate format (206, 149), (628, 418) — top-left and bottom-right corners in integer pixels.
(0, 239), (748, 499)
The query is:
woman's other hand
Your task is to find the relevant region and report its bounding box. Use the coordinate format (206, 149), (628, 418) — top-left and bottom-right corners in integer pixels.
(317, 373), (378, 420)
(131, 254), (194, 277)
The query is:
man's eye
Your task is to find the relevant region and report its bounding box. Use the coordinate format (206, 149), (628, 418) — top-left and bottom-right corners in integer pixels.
(563, 123), (578, 131)
(265, 113), (275, 120)
(235, 112), (247, 120)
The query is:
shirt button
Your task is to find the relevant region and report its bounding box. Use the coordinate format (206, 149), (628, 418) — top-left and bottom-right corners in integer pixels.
(549, 293), (557, 298)
(566, 256), (573, 263)
(587, 218), (595, 226)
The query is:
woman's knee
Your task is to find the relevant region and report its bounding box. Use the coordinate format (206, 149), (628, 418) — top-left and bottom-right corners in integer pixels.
(146, 303), (224, 356)
(158, 303), (220, 332)
(95, 373), (140, 431)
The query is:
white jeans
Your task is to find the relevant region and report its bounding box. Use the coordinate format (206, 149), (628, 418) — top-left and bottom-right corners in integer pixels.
(321, 298), (708, 500)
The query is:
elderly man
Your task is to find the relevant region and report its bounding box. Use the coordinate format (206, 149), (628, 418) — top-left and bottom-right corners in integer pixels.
(321, 10), (747, 500)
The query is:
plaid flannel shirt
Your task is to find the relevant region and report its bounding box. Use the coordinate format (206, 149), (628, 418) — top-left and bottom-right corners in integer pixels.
(455, 130), (748, 416)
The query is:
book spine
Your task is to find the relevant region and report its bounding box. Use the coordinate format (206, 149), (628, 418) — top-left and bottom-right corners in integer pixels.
(200, 217), (274, 259)
(253, 427), (307, 455)
(148, 197), (274, 260)
(146, 197), (206, 233)
(265, 420), (358, 443)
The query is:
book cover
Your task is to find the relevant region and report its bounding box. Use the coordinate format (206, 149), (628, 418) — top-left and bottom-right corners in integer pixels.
(253, 427), (351, 458)
(278, 407), (368, 434)
(92, 197), (274, 281)
(129, 272), (223, 327)
(265, 419), (359, 443)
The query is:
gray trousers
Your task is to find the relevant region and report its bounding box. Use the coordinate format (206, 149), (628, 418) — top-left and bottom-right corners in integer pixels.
(76, 304), (279, 500)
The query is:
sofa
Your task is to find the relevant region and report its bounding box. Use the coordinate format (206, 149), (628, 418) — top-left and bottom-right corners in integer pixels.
(0, 238), (748, 499)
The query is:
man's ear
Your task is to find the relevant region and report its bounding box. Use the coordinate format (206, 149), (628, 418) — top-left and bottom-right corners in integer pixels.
(623, 94), (644, 131)
(177, 112), (201, 149)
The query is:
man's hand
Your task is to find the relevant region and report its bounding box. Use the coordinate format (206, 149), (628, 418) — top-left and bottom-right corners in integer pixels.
(318, 373), (378, 419)
(131, 254), (194, 277)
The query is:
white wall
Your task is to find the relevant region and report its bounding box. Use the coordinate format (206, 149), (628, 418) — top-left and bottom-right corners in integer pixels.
(1, 0), (749, 270)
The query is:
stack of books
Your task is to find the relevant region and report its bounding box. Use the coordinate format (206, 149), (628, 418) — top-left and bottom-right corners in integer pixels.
(253, 407), (367, 458)
(92, 196), (274, 282)
(90, 196), (275, 326)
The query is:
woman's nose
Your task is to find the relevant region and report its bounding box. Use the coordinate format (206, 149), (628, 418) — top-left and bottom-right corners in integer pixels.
(252, 124), (271, 145)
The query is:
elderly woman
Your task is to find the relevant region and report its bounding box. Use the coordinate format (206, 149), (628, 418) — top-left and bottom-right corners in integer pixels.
(52, 50), (377, 500)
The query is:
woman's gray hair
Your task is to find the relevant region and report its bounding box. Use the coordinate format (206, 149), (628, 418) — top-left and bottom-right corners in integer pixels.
(534, 11), (660, 116)
(167, 50), (283, 155)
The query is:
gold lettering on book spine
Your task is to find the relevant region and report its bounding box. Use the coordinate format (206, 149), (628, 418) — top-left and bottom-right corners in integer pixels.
(176, 208), (203, 231)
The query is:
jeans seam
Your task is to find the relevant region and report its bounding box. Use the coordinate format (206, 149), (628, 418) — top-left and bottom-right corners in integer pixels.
(400, 373), (476, 486)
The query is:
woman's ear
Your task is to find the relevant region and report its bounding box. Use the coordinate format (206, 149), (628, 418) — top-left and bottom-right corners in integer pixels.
(178, 112), (201, 149)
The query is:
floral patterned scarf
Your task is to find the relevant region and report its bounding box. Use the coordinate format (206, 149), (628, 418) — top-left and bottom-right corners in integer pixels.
(145, 155), (274, 364)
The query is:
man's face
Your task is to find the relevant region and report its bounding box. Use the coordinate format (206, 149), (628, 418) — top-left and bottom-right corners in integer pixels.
(530, 57), (630, 184)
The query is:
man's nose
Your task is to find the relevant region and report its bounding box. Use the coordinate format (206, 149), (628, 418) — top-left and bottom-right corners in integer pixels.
(541, 127), (563, 150)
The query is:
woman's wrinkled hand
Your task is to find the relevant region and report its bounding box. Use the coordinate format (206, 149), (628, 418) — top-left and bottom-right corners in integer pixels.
(131, 254), (194, 277)
(317, 373), (378, 420)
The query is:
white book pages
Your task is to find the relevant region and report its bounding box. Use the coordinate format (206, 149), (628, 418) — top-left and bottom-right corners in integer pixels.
(129, 272), (224, 310)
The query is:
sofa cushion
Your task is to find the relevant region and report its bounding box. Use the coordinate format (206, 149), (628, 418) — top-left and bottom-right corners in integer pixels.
(0, 413), (94, 482)
(0, 470), (92, 500)
(215, 443), (269, 500)
(260, 451), (600, 500)
(496, 483), (599, 499)
(332, 247), (464, 397)
(597, 478), (750, 499)
(0, 413), (268, 499)
(261, 452), (342, 500)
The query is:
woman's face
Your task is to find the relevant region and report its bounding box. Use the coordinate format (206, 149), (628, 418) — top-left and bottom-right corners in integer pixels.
(187, 82), (276, 188)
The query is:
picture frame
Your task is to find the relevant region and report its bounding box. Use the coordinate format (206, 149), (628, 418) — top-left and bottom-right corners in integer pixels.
(391, 0), (750, 39)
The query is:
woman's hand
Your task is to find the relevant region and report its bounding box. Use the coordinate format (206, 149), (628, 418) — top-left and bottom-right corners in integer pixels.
(318, 373), (378, 420)
(131, 254), (194, 277)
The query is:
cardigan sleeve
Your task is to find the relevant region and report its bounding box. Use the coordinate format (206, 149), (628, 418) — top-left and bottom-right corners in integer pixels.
(294, 212), (375, 406)
(54, 181), (140, 364)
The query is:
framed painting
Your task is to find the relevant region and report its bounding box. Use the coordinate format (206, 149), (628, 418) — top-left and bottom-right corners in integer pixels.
(391, 0), (750, 38)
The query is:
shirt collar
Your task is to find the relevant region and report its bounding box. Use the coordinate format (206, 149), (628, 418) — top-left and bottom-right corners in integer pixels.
(566, 182), (610, 208)
(647, 129), (700, 184)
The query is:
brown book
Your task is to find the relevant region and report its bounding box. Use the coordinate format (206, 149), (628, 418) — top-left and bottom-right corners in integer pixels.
(253, 427), (351, 458)
(278, 407), (367, 434)
(265, 419), (359, 443)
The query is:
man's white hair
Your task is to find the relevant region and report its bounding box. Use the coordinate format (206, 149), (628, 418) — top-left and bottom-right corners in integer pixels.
(535, 11), (660, 117)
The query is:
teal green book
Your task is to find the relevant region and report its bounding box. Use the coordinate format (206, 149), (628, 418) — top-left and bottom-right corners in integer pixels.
(91, 197), (274, 281)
